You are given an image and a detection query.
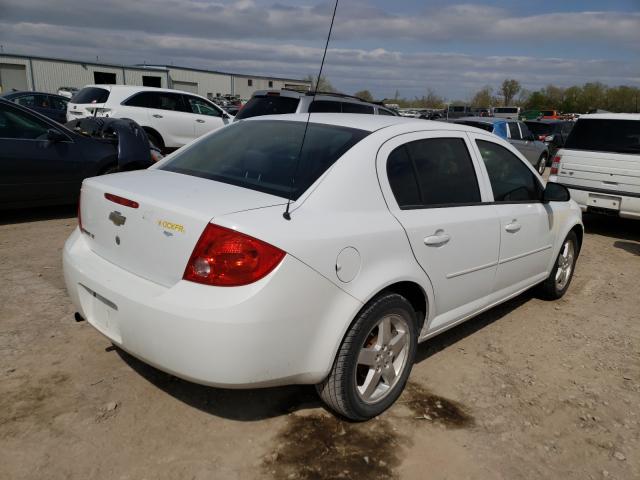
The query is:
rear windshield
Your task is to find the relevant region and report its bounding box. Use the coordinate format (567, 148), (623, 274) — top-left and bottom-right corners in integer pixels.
(564, 119), (640, 155)
(160, 120), (369, 199)
(70, 87), (110, 104)
(234, 96), (300, 120)
(525, 122), (554, 136)
(455, 121), (493, 132)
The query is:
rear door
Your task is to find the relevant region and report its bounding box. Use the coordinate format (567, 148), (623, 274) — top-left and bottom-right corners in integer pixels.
(377, 130), (500, 330)
(145, 92), (195, 147)
(470, 135), (554, 296)
(184, 95), (226, 138)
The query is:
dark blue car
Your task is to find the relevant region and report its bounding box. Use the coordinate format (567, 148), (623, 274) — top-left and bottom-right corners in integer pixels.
(1, 91), (69, 124)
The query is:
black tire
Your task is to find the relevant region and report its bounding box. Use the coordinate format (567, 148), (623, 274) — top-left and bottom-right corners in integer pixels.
(538, 231), (579, 300)
(316, 293), (418, 421)
(537, 154), (547, 175)
(145, 130), (164, 151)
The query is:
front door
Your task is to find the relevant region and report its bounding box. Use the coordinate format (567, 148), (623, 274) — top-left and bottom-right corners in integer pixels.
(470, 135), (555, 296)
(184, 95), (226, 138)
(377, 131), (501, 331)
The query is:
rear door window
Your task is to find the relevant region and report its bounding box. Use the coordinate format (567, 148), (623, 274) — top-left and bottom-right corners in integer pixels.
(387, 138), (481, 208)
(378, 108), (396, 116)
(234, 96), (300, 120)
(70, 87), (110, 104)
(308, 100), (342, 113)
(342, 102), (374, 114)
(565, 119), (640, 154)
(161, 120), (369, 200)
(476, 140), (542, 202)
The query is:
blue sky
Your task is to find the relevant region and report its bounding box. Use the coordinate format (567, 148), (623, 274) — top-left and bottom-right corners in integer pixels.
(1, 0), (638, 100)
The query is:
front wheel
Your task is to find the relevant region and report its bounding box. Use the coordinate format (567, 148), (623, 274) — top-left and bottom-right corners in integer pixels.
(538, 231), (579, 299)
(316, 293), (418, 421)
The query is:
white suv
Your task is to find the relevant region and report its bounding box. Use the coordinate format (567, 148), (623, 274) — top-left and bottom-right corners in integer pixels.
(67, 85), (233, 150)
(549, 113), (640, 219)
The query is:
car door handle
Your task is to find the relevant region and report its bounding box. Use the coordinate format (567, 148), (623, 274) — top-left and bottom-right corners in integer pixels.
(196, 119), (205, 123)
(505, 220), (521, 233)
(424, 230), (451, 246)
(152, 114), (163, 118)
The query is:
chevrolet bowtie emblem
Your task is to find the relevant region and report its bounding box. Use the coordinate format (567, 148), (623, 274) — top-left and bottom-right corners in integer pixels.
(109, 211), (126, 227)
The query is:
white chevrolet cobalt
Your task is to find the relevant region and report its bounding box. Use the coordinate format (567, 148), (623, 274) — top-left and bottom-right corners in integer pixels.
(63, 114), (583, 420)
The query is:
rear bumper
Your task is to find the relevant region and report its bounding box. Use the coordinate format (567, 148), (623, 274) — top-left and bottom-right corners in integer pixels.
(63, 228), (361, 387)
(560, 184), (640, 220)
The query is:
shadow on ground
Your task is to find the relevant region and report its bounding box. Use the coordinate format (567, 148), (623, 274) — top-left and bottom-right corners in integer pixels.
(583, 213), (640, 241)
(0, 205), (76, 226)
(117, 290), (532, 421)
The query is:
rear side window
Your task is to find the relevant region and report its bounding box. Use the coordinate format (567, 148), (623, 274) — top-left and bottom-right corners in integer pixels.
(342, 102), (374, 114)
(70, 87), (110, 104)
(508, 122), (522, 140)
(564, 119), (640, 154)
(123, 92), (157, 108)
(378, 108), (396, 116)
(476, 140), (542, 202)
(161, 120), (369, 200)
(235, 96), (300, 120)
(308, 100), (342, 113)
(387, 138), (481, 208)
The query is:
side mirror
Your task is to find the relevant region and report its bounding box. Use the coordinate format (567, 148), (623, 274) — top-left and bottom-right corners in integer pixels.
(47, 128), (66, 143)
(543, 182), (570, 202)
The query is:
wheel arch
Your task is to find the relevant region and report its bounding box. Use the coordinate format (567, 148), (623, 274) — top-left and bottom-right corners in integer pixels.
(141, 126), (164, 149)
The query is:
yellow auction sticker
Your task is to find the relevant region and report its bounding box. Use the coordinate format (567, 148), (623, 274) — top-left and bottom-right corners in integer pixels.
(157, 220), (185, 233)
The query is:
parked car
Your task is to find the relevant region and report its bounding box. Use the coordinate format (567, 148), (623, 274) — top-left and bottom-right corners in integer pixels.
(67, 85), (233, 151)
(453, 117), (549, 174)
(235, 90), (397, 121)
(63, 113), (583, 420)
(493, 106), (521, 119)
(446, 105), (473, 119)
(549, 113), (640, 219)
(58, 87), (79, 99)
(540, 110), (560, 120)
(1, 91), (69, 123)
(525, 120), (574, 159)
(0, 98), (156, 209)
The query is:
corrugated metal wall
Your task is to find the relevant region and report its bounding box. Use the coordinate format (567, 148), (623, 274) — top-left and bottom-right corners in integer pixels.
(0, 55), (309, 99)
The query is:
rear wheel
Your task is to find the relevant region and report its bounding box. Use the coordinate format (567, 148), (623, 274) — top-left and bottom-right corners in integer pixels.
(538, 231), (578, 299)
(537, 154), (547, 175)
(316, 293), (418, 420)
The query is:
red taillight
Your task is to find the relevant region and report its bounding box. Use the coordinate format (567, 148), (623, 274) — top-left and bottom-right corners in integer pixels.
(104, 193), (139, 209)
(550, 155), (561, 175)
(184, 224), (285, 287)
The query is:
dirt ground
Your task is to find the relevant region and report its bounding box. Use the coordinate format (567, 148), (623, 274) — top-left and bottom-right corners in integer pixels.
(1, 206), (638, 480)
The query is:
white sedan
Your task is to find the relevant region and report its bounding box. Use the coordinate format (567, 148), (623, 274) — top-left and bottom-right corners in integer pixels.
(63, 114), (583, 420)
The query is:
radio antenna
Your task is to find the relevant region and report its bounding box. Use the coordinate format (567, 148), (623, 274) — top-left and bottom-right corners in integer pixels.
(283, 0), (339, 220)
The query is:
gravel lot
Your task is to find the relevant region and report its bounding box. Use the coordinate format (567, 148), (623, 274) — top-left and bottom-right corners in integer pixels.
(1, 207), (638, 480)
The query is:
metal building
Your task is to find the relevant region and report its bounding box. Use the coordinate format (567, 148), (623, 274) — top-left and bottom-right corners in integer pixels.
(0, 54), (310, 99)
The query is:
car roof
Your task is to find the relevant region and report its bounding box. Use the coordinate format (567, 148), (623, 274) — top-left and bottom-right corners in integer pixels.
(1, 90), (67, 98)
(251, 89), (388, 107)
(76, 84), (204, 98)
(577, 113), (640, 121)
(246, 113), (483, 133)
(454, 116), (507, 124)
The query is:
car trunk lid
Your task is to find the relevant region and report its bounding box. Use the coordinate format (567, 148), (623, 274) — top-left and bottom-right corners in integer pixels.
(80, 169), (285, 287)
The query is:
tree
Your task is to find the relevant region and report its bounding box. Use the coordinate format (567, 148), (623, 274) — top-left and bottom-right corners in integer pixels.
(304, 74), (337, 93)
(423, 88), (445, 108)
(501, 79), (521, 106)
(471, 85), (494, 107)
(354, 89), (374, 102)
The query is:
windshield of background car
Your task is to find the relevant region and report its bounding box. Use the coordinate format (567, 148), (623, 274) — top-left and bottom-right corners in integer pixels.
(525, 122), (554, 136)
(70, 87), (110, 104)
(160, 120), (369, 199)
(565, 119), (640, 155)
(234, 96), (300, 120)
